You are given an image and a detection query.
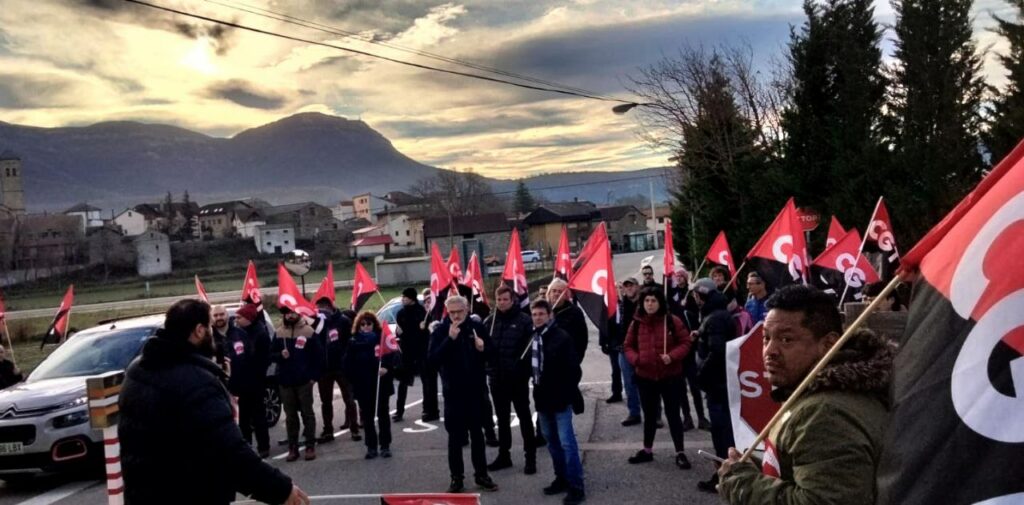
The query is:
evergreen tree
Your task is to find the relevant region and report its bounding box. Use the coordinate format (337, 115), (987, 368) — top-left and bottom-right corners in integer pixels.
(513, 179), (535, 215)
(888, 0), (987, 242)
(985, 0), (1024, 163)
(782, 0), (888, 240)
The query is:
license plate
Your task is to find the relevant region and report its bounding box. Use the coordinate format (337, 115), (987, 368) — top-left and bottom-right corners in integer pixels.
(0, 442), (23, 455)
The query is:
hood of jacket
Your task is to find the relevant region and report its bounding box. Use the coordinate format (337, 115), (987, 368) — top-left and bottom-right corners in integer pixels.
(138, 337), (225, 379)
(773, 329), (895, 403)
(699, 290), (729, 317)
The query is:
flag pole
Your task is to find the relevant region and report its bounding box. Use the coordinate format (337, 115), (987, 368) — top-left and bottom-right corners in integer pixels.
(373, 354), (383, 426)
(489, 281), (506, 336)
(376, 291), (388, 305)
(739, 275), (900, 462)
(694, 258), (707, 278)
(519, 286), (568, 361)
(1, 319), (16, 367)
(725, 261), (747, 289)
(838, 197), (881, 309)
(663, 282), (668, 355)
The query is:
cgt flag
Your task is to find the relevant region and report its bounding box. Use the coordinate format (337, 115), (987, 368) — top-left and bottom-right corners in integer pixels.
(42, 285), (74, 348)
(567, 229), (617, 339)
(429, 243), (453, 319)
(350, 262), (379, 312)
(194, 275), (209, 303)
(554, 224), (573, 280)
(464, 251), (490, 309)
(810, 229), (879, 304)
(376, 320), (400, 358)
(276, 264), (316, 317)
(313, 262), (337, 306)
(825, 216), (846, 250)
(706, 230), (737, 279)
(240, 260), (263, 311)
(863, 196), (900, 277)
(663, 218), (676, 286)
(725, 323), (779, 453)
(447, 246), (464, 284)
(501, 229), (529, 307)
(573, 222), (608, 272)
(745, 198), (808, 289)
(875, 141), (1024, 504)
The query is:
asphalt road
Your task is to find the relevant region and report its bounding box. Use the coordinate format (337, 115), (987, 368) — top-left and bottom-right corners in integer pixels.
(0, 250), (725, 505)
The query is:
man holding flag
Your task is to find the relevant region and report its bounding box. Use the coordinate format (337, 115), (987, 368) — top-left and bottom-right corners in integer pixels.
(314, 264), (360, 443)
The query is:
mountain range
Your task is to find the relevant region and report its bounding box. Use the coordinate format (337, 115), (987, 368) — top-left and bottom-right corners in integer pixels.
(0, 112), (670, 213)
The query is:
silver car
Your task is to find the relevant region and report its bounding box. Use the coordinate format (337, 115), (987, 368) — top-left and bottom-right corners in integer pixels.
(0, 306), (280, 478)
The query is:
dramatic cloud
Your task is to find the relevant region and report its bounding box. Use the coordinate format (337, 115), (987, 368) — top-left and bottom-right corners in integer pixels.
(204, 80), (288, 110)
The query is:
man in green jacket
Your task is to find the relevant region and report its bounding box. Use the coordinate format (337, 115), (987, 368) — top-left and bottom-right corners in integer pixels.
(718, 285), (895, 505)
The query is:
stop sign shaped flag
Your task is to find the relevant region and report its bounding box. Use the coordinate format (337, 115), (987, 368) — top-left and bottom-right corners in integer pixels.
(726, 322), (780, 452)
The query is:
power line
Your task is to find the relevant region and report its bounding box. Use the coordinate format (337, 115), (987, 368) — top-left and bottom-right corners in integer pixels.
(203, 0), (615, 101)
(123, 0), (635, 104)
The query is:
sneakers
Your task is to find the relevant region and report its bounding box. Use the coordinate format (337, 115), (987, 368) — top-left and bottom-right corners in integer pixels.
(381, 447), (392, 458)
(605, 394), (622, 404)
(628, 450), (654, 464)
(543, 478), (569, 495)
(697, 474), (719, 493)
(621, 416), (642, 427)
(697, 417), (711, 430)
(487, 453), (513, 471)
(351, 432), (363, 442)
(564, 488), (586, 505)
(392, 413), (404, 422)
(422, 413), (441, 422)
(447, 478), (465, 493)
(475, 475), (499, 492)
(285, 447), (300, 462)
(682, 418), (695, 431)
(675, 452), (692, 469)
(524, 456), (537, 475)
(317, 432), (335, 444)
(304, 447), (316, 461)
(365, 449), (378, 460)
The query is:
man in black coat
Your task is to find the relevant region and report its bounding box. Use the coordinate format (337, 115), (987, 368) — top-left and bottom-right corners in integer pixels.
(272, 308), (326, 462)
(119, 299), (308, 505)
(529, 299), (585, 505)
(394, 287), (430, 422)
(484, 285), (537, 474)
(225, 304), (272, 458)
(0, 346), (22, 389)
(314, 297), (360, 443)
(428, 295), (499, 494)
(545, 279), (588, 362)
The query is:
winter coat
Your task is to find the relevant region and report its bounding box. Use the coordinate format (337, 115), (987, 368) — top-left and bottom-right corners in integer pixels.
(395, 302), (429, 370)
(119, 337), (292, 505)
(531, 323), (582, 414)
(608, 295), (640, 350)
(745, 295), (769, 324)
(427, 318), (490, 409)
(720, 330), (894, 505)
(694, 290), (738, 400)
(271, 320), (325, 387)
(484, 308), (533, 381)
(623, 312), (691, 381)
(343, 330), (397, 400)
(319, 309), (352, 373)
(0, 361), (22, 389)
(225, 324), (270, 396)
(553, 301), (588, 364)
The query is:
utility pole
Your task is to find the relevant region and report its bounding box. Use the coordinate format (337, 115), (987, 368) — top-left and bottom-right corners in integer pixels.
(649, 179), (658, 249)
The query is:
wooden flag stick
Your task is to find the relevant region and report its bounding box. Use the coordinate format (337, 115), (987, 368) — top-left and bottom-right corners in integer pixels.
(376, 291), (388, 305)
(694, 258), (707, 278)
(725, 261), (747, 290)
(489, 280), (507, 336)
(519, 286), (568, 361)
(739, 275), (900, 462)
(1, 319), (16, 367)
(663, 282), (668, 355)
(373, 357), (383, 424)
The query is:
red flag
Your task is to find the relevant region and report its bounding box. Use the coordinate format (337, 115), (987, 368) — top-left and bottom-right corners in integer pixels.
(350, 262), (379, 312)
(276, 264), (316, 317)
(376, 321), (400, 358)
(825, 216), (846, 250)
(573, 222), (608, 271)
(240, 260), (263, 310)
(567, 229), (617, 337)
(380, 494), (480, 505)
(863, 196), (900, 272)
(43, 285), (74, 347)
(705, 231), (737, 278)
(745, 198), (808, 288)
(313, 262), (337, 306)
(430, 243), (452, 301)
(663, 218), (676, 280)
(447, 246), (463, 286)
(810, 229), (879, 302)
(554, 224), (572, 280)
(501, 229), (528, 296)
(194, 275), (209, 303)
(876, 141), (1024, 504)
(0, 287), (7, 323)
(464, 251), (490, 308)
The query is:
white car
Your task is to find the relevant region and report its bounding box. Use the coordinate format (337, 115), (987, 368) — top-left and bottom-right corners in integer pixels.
(522, 250), (542, 263)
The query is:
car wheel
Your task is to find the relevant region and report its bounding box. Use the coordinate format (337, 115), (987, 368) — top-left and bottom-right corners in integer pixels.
(264, 386), (282, 427)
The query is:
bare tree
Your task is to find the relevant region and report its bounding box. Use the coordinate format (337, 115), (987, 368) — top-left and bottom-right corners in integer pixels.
(409, 168), (496, 217)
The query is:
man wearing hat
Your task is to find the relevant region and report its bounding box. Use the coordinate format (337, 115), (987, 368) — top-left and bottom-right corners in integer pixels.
(272, 307), (325, 462)
(226, 303), (272, 458)
(395, 287), (431, 422)
(615, 276), (644, 426)
(315, 296), (359, 443)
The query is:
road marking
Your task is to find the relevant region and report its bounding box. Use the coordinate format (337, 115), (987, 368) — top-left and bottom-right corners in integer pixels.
(273, 399), (425, 460)
(13, 480), (97, 505)
(234, 492), (482, 504)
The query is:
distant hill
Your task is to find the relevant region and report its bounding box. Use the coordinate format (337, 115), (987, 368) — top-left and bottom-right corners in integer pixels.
(0, 113), (670, 212)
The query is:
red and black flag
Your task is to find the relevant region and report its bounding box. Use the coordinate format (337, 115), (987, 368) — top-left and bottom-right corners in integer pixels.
(429, 243), (453, 319)
(240, 260), (263, 311)
(313, 262), (336, 307)
(554, 224), (572, 280)
(810, 229), (879, 304)
(41, 285), (74, 348)
(863, 196), (900, 277)
(567, 229), (617, 339)
(875, 141), (1024, 505)
(573, 221), (607, 271)
(705, 230), (737, 280)
(745, 198), (808, 289)
(194, 275), (209, 303)
(825, 216), (845, 250)
(276, 264), (316, 317)
(501, 229), (529, 308)
(350, 262), (379, 313)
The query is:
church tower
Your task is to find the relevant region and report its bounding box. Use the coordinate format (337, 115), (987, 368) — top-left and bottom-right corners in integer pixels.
(0, 151), (26, 215)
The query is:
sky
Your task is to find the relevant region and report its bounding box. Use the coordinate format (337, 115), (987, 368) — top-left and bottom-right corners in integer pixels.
(0, 0), (1017, 179)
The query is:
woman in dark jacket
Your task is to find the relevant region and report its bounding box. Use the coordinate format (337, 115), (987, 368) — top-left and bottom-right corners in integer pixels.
(623, 287), (693, 469)
(344, 311), (398, 459)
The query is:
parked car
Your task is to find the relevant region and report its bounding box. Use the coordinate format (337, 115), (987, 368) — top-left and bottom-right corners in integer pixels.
(0, 305), (280, 478)
(522, 250), (542, 263)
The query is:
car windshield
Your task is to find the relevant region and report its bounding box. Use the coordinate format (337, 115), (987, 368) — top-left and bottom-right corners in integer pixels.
(28, 326), (155, 382)
(377, 300), (402, 324)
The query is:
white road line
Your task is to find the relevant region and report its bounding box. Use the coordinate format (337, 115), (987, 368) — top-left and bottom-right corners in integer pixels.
(272, 399), (425, 460)
(13, 480), (97, 505)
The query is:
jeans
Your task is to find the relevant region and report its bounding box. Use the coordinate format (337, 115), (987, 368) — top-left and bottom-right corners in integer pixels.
(608, 350), (623, 398)
(489, 376), (536, 459)
(618, 353), (642, 417)
(538, 407), (584, 492)
(356, 385), (392, 451)
(280, 382), (316, 449)
(444, 401), (488, 480)
(318, 370), (359, 435)
(706, 397), (735, 458)
(680, 355), (706, 423)
(237, 389), (269, 452)
(636, 376), (686, 452)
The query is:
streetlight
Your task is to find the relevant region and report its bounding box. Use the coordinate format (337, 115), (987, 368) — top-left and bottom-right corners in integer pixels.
(612, 102), (641, 115)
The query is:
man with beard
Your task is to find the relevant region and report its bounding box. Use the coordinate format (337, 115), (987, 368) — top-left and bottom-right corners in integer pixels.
(545, 278), (587, 419)
(119, 299), (309, 505)
(314, 297), (359, 443)
(273, 307), (325, 462)
(210, 305), (231, 374)
(225, 304), (272, 458)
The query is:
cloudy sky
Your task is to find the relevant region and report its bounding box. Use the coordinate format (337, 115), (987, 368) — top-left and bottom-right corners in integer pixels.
(0, 0), (1016, 179)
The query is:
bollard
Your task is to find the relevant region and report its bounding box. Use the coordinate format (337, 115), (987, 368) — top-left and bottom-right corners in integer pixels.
(87, 371), (126, 505)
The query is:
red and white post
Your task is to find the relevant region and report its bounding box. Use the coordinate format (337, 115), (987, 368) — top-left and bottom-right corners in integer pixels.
(102, 426), (124, 504)
(87, 371), (126, 505)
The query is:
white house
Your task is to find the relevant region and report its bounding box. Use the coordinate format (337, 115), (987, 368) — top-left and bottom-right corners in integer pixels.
(380, 211), (424, 254)
(133, 230), (171, 277)
(64, 203), (104, 232)
(233, 208), (266, 238)
(113, 208), (147, 236)
(254, 224), (295, 255)
(332, 200), (355, 222)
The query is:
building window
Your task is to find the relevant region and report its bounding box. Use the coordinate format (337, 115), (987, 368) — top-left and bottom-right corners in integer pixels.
(284, 240), (289, 244)
(406, 230), (410, 236)
(266, 242), (272, 246)
(395, 231), (399, 237)
(284, 230), (289, 234)
(156, 257), (160, 263)
(266, 231), (270, 235)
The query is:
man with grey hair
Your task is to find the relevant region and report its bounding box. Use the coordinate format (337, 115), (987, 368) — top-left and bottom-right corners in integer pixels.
(428, 295), (499, 493)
